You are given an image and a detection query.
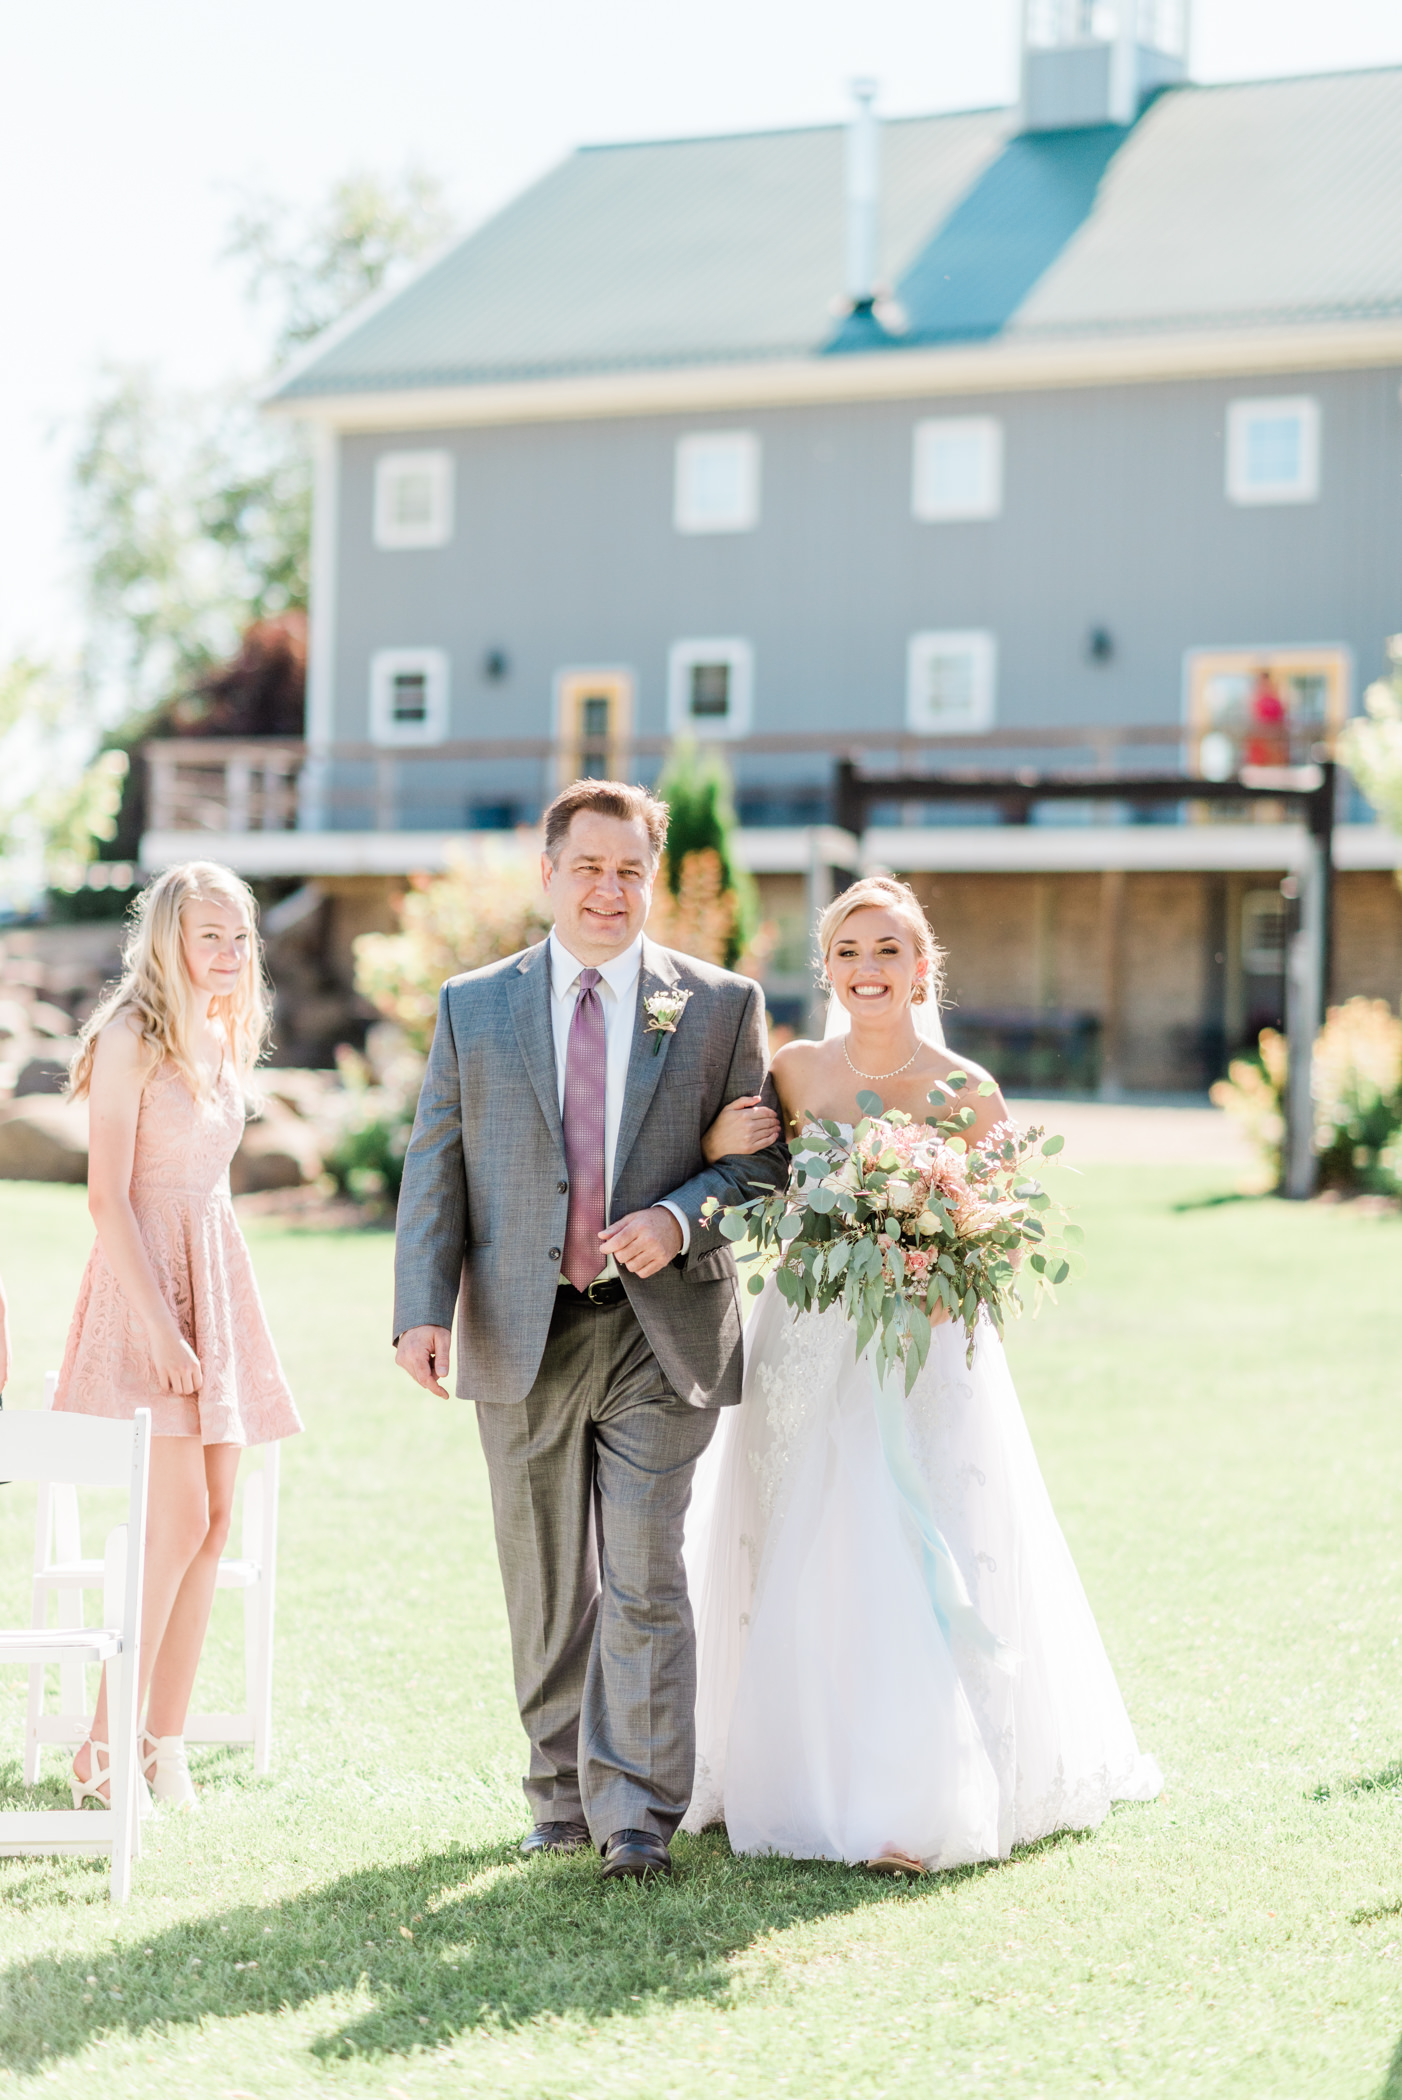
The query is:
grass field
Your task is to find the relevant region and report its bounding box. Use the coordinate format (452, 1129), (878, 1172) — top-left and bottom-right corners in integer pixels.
(0, 1166), (1398, 2099)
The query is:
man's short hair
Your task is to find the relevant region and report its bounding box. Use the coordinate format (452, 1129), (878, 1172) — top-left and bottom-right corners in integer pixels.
(542, 779), (670, 865)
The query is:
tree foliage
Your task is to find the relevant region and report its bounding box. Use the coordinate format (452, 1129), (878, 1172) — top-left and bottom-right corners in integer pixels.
(2, 168), (459, 892)
(226, 168), (454, 364)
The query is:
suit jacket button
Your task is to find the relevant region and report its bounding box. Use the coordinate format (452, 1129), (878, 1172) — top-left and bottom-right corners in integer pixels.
(557, 1180), (568, 1194)
(548, 1247), (561, 1262)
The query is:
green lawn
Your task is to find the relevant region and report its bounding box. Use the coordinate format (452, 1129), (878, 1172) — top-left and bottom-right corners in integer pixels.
(0, 1169), (1398, 2099)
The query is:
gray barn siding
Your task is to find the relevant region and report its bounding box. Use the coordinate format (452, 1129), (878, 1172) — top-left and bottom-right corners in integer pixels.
(327, 365), (1402, 825)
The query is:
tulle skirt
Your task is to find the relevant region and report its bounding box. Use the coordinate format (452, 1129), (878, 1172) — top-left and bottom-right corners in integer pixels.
(683, 1279), (1161, 1869)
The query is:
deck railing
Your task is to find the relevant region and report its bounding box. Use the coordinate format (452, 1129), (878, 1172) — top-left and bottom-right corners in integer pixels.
(145, 725), (1189, 834)
(146, 740), (306, 833)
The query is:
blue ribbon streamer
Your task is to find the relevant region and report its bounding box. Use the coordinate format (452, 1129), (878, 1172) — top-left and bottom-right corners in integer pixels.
(869, 1357), (1018, 1675)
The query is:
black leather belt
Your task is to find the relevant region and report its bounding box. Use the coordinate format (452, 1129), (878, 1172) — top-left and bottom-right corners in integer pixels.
(557, 1276), (628, 1309)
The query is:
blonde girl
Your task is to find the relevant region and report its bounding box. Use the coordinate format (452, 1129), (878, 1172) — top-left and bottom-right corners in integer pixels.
(57, 862), (302, 1811)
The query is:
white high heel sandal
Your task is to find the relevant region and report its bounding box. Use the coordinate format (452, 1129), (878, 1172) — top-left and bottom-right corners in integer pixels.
(141, 1731), (198, 1812)
(69, 1738), (111, 1810)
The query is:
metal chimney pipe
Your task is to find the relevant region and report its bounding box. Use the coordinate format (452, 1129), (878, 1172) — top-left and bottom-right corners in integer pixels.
(845, 77), (880, 310)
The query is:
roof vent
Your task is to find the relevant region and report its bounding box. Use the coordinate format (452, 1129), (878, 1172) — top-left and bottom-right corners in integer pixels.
(845, 77), (880, 310)
(1020, 0), (1190, 131)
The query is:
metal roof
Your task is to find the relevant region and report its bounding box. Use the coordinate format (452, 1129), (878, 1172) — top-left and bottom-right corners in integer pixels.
(269, 66), (1402, 403)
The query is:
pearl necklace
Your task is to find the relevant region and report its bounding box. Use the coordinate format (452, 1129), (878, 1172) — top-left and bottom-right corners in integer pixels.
(842, 1036), (922, 1082)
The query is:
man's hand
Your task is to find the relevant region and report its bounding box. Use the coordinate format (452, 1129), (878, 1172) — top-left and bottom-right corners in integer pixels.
(396, 1324), (452, 1398)
(599, 1207), (683, 1280)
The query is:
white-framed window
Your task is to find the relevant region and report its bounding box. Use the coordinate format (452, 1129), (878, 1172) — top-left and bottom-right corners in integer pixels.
(906, 630), (997, 734)
(373, 450), (455, 548)
(911, 417), (1003, 521)
(1226, 398), (1320, 506)
(369, 648), (450, 745)
(673, 432), (761, 534)
(667, 638), (754, 739)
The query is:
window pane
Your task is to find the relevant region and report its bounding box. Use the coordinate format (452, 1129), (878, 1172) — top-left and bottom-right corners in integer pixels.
(690, 663), (730, 717)
(392, 673), (428, 724)
(923, 652), (975, 725)
(582, 695), (611, 739)
(392, 472), (437, 526)
(1244, 414), (1302, 488)
(926, 430), (985, 511)
(675, 434), (759, 533)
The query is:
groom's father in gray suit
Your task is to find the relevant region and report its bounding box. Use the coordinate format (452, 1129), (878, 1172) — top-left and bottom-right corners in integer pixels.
(393, 779), (788, 1880)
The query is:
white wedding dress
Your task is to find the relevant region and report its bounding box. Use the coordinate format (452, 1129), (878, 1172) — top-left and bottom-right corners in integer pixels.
(683, 1166), (1162, 1869)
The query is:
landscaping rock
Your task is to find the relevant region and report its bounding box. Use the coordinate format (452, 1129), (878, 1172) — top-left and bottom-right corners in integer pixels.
(15, 1056), (73, 1097)
(0, 1097), (89, 1182)
(230, 1102), (322, 1193)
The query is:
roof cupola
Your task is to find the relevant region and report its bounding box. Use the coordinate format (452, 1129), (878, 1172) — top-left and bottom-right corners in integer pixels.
(1020, 0), (1190, 131)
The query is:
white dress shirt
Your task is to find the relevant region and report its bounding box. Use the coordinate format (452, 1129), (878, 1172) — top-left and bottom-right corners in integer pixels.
(548, 929), (690, 1280)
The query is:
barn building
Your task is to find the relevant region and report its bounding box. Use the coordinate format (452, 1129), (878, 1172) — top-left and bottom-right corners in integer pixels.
(142, 6), (1402, 1087)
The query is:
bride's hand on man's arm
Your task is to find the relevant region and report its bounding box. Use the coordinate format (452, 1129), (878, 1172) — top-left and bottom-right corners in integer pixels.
(701, 1094), (781, 1163)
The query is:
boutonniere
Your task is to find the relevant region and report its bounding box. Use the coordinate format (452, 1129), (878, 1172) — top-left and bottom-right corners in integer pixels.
(643, 987), (692, 1055)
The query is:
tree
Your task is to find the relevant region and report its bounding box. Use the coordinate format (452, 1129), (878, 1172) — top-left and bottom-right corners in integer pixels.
(647, 742), (760, 969)
(227, 167), (454, 365)
(26, 168), (458, 890)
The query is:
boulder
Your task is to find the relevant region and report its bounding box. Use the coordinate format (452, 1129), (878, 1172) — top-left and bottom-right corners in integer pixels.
(230, 1102), (322, 1193)
(0, 1097), (89, 1182)
(15, 1056), (73, 1097)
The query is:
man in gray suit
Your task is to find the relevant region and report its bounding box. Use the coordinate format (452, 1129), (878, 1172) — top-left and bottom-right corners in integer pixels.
(393, 779), (788, 1880)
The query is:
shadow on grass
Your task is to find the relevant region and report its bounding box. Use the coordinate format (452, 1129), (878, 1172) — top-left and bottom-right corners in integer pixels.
(1169, 1191), (1262, 1214)
(0, 1825), (1059, 2073)
(1379, 2030), (1402, 2100)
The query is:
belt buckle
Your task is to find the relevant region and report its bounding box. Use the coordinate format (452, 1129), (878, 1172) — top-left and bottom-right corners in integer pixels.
(585, 1277), (617, 1306)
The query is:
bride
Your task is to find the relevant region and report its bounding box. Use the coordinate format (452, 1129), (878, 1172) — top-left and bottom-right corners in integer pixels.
(684, 874), (1161, 1872)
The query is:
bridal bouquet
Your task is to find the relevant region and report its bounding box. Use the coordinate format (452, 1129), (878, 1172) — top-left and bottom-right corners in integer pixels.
(708, 1074), (1081, 1390)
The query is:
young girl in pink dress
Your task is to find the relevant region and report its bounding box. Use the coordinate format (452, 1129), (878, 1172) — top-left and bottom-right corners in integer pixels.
(57, 861), (302, 1811)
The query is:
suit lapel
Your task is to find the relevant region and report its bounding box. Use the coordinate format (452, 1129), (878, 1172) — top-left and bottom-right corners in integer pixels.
(506, 941), (564, 1151)
(611, 938), (682, 1195)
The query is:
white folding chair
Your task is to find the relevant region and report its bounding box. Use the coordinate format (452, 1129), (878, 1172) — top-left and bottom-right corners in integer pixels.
(26, 1375), (282, 1782)
(0, 1407), (150, 1903)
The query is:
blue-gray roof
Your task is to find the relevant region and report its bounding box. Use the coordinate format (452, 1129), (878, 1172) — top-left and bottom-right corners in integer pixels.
(270, 65), (1402, 402)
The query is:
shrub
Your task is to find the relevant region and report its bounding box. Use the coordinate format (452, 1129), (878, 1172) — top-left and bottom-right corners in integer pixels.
(650, 743), (758, 968)
(1211, 997), (1402, 1194)
(353, 847), (553, 1054)
(1340, 635), (1402, 861)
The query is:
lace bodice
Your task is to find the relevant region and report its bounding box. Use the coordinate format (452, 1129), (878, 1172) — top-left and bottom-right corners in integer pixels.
(129, 1059), (245, 1200)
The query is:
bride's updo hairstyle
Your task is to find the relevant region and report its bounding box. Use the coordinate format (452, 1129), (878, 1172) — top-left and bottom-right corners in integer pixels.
(816, 875), (946, 1008)
(69, 861), (271, 1102)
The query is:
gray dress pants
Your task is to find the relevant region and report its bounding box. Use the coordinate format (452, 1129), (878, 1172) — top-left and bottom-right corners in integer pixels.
(475, 1290), (718, 1846)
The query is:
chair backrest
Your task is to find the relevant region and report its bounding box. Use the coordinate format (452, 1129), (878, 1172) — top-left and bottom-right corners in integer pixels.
(0, 1411), (147, 1491)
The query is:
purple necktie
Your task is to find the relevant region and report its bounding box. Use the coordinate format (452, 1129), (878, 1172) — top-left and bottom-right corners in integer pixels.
(562, 967), (607, 1290)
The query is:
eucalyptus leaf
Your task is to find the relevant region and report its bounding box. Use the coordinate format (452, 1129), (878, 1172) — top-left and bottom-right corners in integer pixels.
(1041, 1133), (1065, 1155)
(856, 1090), (885, 1118)
(747, 1272), (765, 1295)
(718, 1212), (749, 1241)
(776, 1214), (805, 1242)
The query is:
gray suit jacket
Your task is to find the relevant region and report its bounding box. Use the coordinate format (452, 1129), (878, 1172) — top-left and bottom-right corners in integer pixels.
(392, 936), (789, 1407)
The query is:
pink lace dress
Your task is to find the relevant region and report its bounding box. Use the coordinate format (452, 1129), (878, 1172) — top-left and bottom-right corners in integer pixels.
(54, 1059), (302, 1446)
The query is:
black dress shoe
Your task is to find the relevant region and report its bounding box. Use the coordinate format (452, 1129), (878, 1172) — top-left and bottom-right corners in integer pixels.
(520, 1819), (591, 1856)
(600, 1828), (672, 1880)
